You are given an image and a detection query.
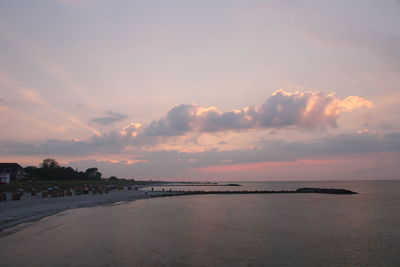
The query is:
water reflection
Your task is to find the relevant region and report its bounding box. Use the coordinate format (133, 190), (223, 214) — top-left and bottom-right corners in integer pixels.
(1, 180), (400, 266)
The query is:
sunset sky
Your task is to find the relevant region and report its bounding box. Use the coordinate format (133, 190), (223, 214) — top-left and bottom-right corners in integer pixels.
(1, 0), (399, 180)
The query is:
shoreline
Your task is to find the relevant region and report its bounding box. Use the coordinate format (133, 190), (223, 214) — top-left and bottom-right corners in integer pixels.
(0, 188), (184, 235)
(0, 187), (357, 235)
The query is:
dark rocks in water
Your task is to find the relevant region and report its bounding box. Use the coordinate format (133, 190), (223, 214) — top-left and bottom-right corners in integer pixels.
(296, 188), (358, 194)
(226, 184), (241, 186)
(155, 187), (358, 197)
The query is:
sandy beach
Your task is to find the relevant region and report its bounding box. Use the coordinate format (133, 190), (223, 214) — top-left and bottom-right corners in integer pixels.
(0, 188), (179, 234)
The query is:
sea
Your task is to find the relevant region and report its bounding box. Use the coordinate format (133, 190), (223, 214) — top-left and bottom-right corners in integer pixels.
(1, 180), (400, 267)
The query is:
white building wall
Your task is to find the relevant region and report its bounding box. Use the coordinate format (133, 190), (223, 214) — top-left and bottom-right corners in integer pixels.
(0, 173), (11, 184)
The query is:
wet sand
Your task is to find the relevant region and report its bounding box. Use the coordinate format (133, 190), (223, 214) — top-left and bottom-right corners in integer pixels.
(0, 188), (179, 233)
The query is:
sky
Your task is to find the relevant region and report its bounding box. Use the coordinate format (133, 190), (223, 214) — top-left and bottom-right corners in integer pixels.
(0, 0), (400, 181)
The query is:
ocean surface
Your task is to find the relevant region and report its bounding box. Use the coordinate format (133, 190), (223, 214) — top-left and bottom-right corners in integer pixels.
(1, 180), (400, 267)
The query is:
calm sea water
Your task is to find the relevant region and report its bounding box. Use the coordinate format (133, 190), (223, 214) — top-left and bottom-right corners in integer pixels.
(1, 180), (400, 267)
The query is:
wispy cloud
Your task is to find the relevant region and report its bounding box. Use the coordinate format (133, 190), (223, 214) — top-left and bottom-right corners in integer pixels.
(56, 0), (88, 7)
(19, 89), (101, 136)
(0, 70), (100, 136)
(90, 111), (129, 126)
(0, 28), (101, 111)
(0, 97), (7, 111)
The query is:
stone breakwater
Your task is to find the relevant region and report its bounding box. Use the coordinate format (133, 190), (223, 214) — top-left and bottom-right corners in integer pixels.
(152, 187), (358, 197)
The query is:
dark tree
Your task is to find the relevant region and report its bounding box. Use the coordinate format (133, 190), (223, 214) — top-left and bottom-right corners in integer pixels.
(41, 158), (60, 169)
(109, 176), (118, 181)
(24, 166), (39, 180)
(85, 168), (102, 180)
(29, 158), (105, 180)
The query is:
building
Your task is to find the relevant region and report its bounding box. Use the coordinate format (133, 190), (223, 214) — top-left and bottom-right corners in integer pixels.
(0, 163), (24, 184)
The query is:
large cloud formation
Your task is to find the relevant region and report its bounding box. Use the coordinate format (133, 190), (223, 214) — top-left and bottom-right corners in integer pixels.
(138, 89), (372, 137)
(0, 89), (373, 156)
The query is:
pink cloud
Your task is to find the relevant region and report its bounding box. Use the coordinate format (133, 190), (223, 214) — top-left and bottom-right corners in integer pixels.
(140, 89), (372, 138)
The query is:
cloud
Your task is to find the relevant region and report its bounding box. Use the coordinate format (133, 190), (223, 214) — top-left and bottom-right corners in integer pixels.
(2, 124), (400, 179)
(56, 0), (88, 7)
(2, 130), (399, 162)
(0, 97), (7, 111)
(0, 132), (124, 156)
(0, 89), (374, 157)
(141, 89), (372, 137)
(65, 132), (400, 179)
(22, 89), (101, 136)
(90, 111), (129, 126)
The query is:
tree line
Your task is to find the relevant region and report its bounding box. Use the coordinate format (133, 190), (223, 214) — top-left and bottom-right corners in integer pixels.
(24, 158), (103, 180)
